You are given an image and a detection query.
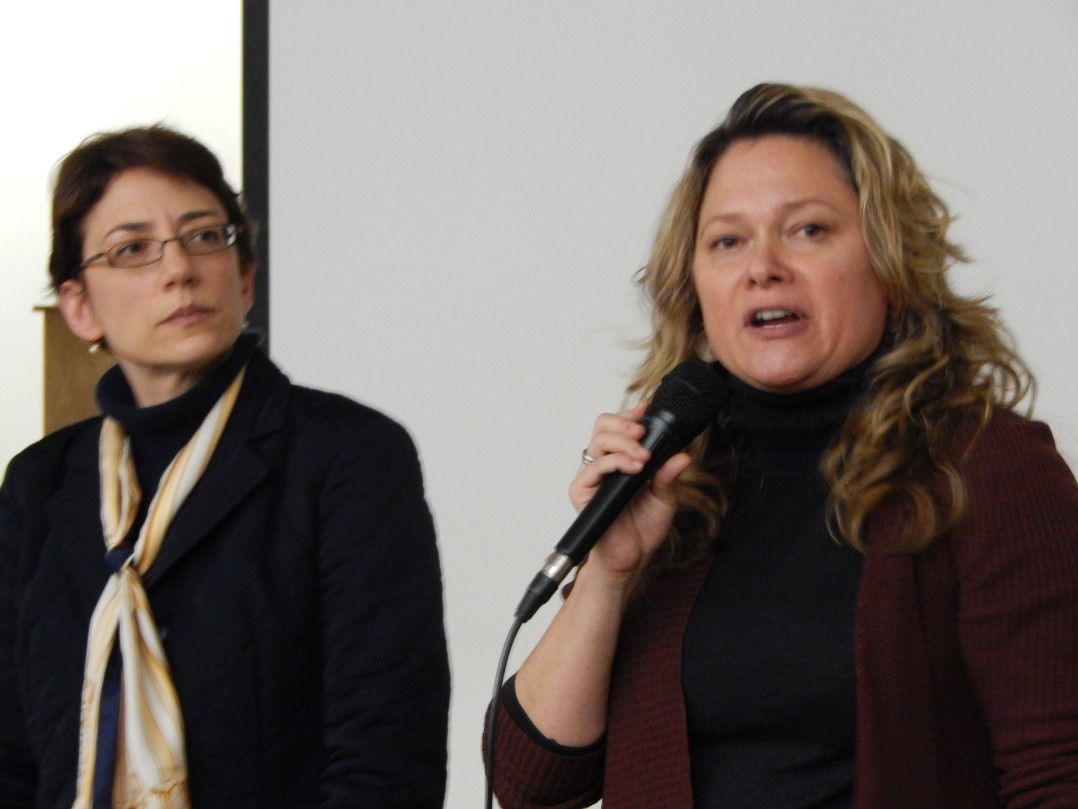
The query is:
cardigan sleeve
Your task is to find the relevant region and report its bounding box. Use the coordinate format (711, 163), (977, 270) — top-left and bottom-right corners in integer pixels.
(488, 676), (605, 809)
(313, 415), (450, 808)
(953, 413), (1078, 807)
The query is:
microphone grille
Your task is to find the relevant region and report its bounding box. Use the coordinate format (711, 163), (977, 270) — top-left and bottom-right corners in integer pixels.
(651, 360), (728, 438)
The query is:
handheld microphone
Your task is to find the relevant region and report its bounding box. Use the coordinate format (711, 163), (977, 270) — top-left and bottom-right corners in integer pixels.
(515, 360), (728, 621)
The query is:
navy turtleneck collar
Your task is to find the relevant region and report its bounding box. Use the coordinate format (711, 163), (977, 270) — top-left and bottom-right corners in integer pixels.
(93, 331), (262, 547)
(96, 331), (261, 439)
(95, 332), (261, 509)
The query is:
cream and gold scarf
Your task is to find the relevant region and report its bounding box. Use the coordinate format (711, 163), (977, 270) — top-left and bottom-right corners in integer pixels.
(73, 368), (245, 809)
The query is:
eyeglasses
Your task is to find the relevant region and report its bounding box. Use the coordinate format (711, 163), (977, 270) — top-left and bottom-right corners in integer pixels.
(78, 223), (241, 271)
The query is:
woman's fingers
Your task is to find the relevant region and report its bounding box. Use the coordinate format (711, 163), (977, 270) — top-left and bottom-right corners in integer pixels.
(572, 403), (655, 509)
(571, 452), (644, 505)
(579, 402), (650, 466)
(581, 431), (650, 467)
(571, 403), (694, 517)
(585, 409), (645, 453)
(566, 403), (694, 576)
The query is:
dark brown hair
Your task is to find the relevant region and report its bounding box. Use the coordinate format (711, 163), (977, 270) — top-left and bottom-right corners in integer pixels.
(49, 124), (254, 291)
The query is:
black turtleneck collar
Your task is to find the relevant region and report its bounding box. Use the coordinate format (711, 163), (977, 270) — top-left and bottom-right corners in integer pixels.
(719, 350), (877, 454)
(96, 331), (261, 439)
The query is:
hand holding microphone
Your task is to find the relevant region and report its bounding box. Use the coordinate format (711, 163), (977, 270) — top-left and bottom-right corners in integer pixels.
(569, 400), (691, 580)
(515, 360), (728, 621)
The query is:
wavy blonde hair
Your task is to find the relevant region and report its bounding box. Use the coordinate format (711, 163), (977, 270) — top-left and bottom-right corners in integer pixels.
(631, 83), (1033, 563)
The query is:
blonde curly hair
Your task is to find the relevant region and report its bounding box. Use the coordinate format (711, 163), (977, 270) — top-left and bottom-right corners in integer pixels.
(630, 83), (1033, 563)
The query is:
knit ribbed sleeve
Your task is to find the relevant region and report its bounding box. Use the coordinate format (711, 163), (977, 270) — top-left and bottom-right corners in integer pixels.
(489, 684), (604, 809)
(953, 413), (1078, 807)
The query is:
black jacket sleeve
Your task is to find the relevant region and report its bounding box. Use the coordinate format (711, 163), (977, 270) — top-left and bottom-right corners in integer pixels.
(0, 449), (47, 806)
(315, 415), (450, 808)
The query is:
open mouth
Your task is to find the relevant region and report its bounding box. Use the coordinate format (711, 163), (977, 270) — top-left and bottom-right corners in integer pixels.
(749, 308), (800, 327)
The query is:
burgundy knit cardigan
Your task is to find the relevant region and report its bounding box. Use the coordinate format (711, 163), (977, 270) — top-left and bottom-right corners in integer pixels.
(492, 412), (1078, 808)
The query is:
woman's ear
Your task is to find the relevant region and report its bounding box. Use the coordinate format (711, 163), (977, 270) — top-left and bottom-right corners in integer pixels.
(57, 278), (105, 345)
(240, 261), (256, 316)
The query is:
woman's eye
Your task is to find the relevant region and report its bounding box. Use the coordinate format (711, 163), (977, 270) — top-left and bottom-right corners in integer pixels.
(114, 239), (152, 257)
(710, 235), (739, 250)
(798, 222), (826, 238)
(187, 226), (224, 246)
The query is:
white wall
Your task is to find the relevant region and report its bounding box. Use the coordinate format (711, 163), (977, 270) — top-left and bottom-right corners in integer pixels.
(0, 1), (242, 469)
(268, 2), (1078, 806)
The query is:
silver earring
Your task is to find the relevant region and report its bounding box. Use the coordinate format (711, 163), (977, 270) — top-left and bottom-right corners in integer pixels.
(88, 340), (103, 354)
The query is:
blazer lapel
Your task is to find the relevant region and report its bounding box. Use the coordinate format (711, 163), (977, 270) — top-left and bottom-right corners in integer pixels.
(142, 352), (291, 588)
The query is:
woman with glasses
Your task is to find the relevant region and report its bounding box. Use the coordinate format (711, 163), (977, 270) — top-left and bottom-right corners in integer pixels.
(0, 126), (449, 808)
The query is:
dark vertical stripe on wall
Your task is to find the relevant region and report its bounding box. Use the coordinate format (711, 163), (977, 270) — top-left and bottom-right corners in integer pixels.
(243, 0), (270, 347)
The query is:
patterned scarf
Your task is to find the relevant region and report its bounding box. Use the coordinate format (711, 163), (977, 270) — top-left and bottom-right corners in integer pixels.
(73, 368), (246, 809)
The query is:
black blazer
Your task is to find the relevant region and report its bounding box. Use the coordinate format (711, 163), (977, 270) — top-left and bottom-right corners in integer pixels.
(0, 349), (450, 808)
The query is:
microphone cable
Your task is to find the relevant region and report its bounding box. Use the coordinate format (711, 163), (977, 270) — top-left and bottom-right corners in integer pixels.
(484, 616), (523, 809)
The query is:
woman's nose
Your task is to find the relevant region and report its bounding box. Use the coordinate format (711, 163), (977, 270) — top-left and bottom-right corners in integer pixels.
(745, 238), (792, 286)
(157, 239), (199, 285)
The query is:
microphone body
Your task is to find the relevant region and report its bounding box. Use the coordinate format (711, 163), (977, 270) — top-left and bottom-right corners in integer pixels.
(515, 361), (726, 621)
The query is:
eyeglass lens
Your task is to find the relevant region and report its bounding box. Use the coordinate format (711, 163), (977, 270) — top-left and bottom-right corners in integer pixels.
(101, 224), (237, 269)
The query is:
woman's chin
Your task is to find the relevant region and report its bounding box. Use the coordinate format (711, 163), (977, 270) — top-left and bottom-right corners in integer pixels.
(729, 361), (819, 394)
(117, 338), (236, 387)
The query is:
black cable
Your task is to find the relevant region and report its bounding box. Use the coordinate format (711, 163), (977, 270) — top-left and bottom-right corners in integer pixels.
(484, 615), (523, 809)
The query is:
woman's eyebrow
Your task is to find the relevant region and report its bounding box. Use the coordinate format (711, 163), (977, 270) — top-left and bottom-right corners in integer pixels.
(101, 210), (221, 242)
(698, 197), (844, 232)
(177, 209), (222, 225)
(101, 221), (152, 242)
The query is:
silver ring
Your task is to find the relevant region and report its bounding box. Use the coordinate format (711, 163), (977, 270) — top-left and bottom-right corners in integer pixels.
(581, 449), (596, 465)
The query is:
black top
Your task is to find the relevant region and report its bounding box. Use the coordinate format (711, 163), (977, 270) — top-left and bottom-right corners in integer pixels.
(682, 363), (868, 809)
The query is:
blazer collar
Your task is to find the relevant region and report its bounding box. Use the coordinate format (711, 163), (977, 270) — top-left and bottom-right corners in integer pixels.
(49, 350), (293, 593)
(142, 349), (291, 587)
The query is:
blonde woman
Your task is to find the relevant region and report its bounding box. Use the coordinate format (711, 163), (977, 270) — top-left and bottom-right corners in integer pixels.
(490, 84), (1077, 809)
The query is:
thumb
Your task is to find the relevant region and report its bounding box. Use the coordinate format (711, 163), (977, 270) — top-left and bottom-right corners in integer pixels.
(649, 452), (692, 504)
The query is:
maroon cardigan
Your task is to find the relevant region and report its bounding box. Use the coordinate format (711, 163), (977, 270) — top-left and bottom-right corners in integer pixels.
(492, 412), (1078, 808)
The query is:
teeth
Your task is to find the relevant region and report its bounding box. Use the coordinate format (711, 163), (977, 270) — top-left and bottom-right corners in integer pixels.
(753, 308), (793, 323)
